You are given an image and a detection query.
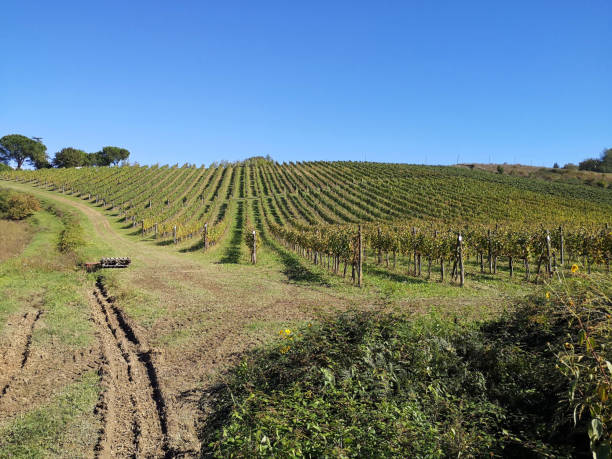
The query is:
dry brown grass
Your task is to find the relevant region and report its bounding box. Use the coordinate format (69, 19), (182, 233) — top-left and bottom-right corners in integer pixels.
(457, 163), (612, 188)
(0, 220), (33, 262)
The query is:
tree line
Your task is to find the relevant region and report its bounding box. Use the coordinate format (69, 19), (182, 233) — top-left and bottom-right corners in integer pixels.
(0, 134), (130, 170)
(577, 147), (612, 173)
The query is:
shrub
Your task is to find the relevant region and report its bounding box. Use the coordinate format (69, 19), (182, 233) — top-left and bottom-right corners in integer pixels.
(200, 277), (611, 457)
(57, 213), (85, 253)
(580, 158), (603, 172)
(0, 189), (40, 220)
(497, 165), (504, 174)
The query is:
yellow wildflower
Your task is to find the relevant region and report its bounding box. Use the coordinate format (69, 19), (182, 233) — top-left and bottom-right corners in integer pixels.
(571, 264), (579, 273)
(545, 292), (550, 300)
(285, 329), (291, 335)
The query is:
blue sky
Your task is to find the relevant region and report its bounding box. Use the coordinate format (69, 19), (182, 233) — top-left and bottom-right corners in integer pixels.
(1, 1), (610, 167)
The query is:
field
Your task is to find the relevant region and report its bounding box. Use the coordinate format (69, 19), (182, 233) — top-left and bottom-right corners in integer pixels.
(0, 161), (610, 457)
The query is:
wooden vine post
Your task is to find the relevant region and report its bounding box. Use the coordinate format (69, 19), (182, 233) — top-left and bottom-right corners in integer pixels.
(203, 223), (208, 250)
(559, 225), (564, 267)
(251, 230), (257, 264)
(487, 228), (492, 274)
(412, 226), (417, 276)
(141, 221), (145, 236)
(545, 230), (552, 277)
(605, 223), (610, 274)
(358, 224), (363, 287)
(377, 227), (382, 264)
(173, 225), (177, 244)
(458, 232), (464, 287)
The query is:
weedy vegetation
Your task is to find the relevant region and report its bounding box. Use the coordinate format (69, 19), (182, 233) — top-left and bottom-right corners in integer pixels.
(200, 273), (611, 458)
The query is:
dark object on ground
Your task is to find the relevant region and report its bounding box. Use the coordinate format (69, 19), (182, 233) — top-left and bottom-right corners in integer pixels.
(85, 257), (131, 272)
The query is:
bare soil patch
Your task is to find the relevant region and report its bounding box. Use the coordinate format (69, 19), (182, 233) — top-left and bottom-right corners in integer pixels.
(90, 278), (176, 458)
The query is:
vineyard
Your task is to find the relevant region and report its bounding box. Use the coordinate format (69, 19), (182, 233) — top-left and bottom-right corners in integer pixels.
(2, 160), (611, 286)
(1, 160), (612, 457)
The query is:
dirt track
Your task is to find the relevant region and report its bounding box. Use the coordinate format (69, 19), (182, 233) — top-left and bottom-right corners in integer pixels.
(0, 309), (42, 400)
(1, 182), (349, 457)
(91, 279), (171, 458)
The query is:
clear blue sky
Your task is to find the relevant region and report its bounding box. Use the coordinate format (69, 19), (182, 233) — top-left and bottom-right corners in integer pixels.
(1, 1), (610, 167)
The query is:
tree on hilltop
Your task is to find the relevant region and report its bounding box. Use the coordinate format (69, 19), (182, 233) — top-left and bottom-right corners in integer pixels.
(0, 134), (49, 169)
(53, 147), (89, 168)
(95, 146), (130, 166)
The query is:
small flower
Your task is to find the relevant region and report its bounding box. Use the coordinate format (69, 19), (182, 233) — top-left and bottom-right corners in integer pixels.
(571, 264), (579, 273)
(285, 329), (291, 335)
(280, 345), (291, 354)
(307, 323), (312, 327)
(545, 292), (550, 300)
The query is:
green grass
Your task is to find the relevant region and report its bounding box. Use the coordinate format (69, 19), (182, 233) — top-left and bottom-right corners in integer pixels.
(0, 204), (106, 458)
(0, 371), (101, 459)
(200, 275), (612, 457)
(0, 210), (92, 347)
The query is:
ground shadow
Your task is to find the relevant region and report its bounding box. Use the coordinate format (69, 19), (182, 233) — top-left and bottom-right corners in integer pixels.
(363, 264), (428, 285)
(180, 237), (205, 253)
(274, 246), (328, 285)
(251, 200), (328, 285)
(219, 202), (243, 264)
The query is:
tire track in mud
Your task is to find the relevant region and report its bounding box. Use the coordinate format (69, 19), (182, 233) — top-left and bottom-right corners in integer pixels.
(0, 309), (42, 399)
(91, 278), (172, 458)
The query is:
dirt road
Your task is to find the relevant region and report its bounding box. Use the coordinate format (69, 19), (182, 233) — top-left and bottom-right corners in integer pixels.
(1, 181), (350, 457)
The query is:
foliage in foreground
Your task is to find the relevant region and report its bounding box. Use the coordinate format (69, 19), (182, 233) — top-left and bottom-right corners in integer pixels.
(0, 188), (41, 220)
(49, 207), (85, 255)
(199, 276), (611, 457)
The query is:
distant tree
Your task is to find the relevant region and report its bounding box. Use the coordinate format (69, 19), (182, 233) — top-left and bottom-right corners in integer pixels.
(601, 148), (612, 173)
(33, 153), (52, 169)
(0, 134), (48, 170)
(577, 148), (611, 173)
(579, 158), (602, 172)
(85, 151), (103, 166)
(496, 165), (504, 174)
(553, 162), (559, 169)
(96, 146), (130, 166)
(53, 148), (88, 168)
(563, 163), (578, 171)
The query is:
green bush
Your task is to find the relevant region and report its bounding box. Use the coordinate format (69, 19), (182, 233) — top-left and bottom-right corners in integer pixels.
(0, 189), (40, 220)
(200, 278), (611, 457)
(57, 212), (85, 254)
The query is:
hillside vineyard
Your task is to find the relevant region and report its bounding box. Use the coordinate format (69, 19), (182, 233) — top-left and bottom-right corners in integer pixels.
(3, 161), (611, 285)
